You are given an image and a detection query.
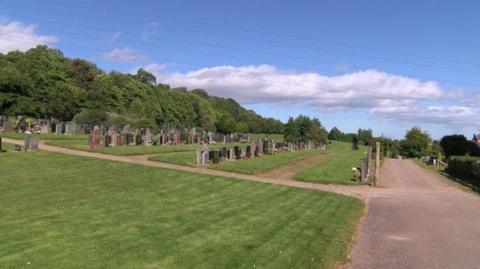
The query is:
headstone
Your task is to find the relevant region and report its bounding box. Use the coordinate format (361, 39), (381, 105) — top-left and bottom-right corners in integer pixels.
(88, 126), (102, 148)
(196, 149), (203, 165)
(250, 144), (256, 157)
(234, 146), (241, 160)
(201, 150), (209, 164)
(229, 148), (235, 160)
(3, 121), (12, 132)
(40, 125), (49, 134)
(116, 135), (124, 147)
(125, 134), (133, 146)
(135, 134), (143, 145)
(144, 128), (153, 146)
(55, 123), (63, 134)
(24, 133), (38, 151)
(105, 135), (112, 147)
(246, 145), (251, 158)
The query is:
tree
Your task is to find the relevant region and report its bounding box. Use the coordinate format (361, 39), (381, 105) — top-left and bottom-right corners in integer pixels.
(440, 134), (480, 158)
(328, 127), (343, 140)
(400, 127), (432, 158)
(352, 135), (359, 150)
(357, 128), (374, 146)
(134, 68), (156, 85)
(73, 109), (109, 126)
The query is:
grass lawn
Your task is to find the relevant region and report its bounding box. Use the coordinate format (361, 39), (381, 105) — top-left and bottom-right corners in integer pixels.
(209, 150), (326, 174)
(148, 151), (197, 167)
(294, 141), (366, 185)
(0, 132), (87, 141)
(0, 144), (364, 269)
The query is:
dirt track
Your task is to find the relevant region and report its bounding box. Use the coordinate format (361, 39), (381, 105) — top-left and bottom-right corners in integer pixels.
(2, 138), (370, 199)
(350, 158), (480, 269)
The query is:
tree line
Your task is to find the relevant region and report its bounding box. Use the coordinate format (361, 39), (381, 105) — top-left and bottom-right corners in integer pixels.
(0, 46), (283, 134)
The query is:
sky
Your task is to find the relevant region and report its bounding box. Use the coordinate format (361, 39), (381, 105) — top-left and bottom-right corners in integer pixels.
(0, 0), (479, 139)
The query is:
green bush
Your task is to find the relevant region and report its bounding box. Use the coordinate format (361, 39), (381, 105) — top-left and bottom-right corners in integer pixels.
(447, 156), (480, 188)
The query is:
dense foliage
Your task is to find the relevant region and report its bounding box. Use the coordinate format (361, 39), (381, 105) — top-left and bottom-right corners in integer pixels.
(447, 156), (480, 186)
(0, 46), (283, 133)
(399, 127), (432, 158)
(327, 127), (373, 145)
(283, 115), (328, 144)
(440, 134), (480, 158)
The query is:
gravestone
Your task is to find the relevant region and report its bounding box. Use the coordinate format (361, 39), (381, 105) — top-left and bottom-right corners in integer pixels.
(229, 148), (235, 160)
(250, 144), (256, 157)
(3, 121), (12, 132)
(196, 149), (203, 165)
(144, 128), (153, 146)
(135, 134), (143, 145)
(125, 134), (133, 146)
(105, 135), (112, 147)
(201, 150), (209, 164)
(40, 125), (49, 134)
(234, 146), (241, 160)
(245, 145), (251, 158)
(88, 127), (102, 148)
(116, 135), (124, 147)
(211, 150), (220, 163)
(55, 123), (63, 134)
(24, 133), (38, 151)
(221, 147), (227, 161)
(111, 133), (117, 147)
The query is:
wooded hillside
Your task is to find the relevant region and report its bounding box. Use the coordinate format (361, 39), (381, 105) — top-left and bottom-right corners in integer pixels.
(0, 46), (283, 134)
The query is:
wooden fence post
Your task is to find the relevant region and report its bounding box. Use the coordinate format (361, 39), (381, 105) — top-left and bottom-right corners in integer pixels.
(375, 142), (380, 186)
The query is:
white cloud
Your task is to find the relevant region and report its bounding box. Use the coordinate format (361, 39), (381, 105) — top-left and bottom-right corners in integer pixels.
(159, 65), (443, 106)
(0, 18), (57, 53)
(152, 64), (478, 128)
(103, 47), (148, 63)
(109, 32), (121, 42)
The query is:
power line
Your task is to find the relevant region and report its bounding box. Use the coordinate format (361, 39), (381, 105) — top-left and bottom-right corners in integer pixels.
(2, 0), (478, 67)
(3, 34), (480, 89)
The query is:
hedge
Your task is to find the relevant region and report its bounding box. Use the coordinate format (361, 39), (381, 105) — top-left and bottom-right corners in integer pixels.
(447, 156), (480, 189)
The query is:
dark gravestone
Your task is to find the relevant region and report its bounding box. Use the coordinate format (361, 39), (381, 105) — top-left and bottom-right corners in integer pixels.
(126, 134), (133, 146)
(246, 145), (251, 158)
(221, 147), (227, 160)
(254, 147), (259, 157)
(105, 135), (112, 147)
(209, 151), (215, 163)
(263, 141), (269, 154)
(234, 146), (241, 160)
(135, 134), (143, 145)
(212, 151), (220, 164)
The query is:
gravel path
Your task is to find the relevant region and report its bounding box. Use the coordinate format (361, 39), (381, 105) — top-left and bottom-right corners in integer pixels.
(3, 138), (370, 199)
(350, 158), (480, 269)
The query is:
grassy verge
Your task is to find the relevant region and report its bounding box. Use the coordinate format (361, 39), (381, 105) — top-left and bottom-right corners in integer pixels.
(294, 141), (366, 185)
(0, 145), (364, 268)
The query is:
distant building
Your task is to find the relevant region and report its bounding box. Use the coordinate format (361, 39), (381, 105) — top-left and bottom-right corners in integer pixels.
(473, 134), (480, 146)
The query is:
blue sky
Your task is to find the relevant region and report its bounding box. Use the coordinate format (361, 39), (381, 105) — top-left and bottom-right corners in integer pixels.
(1, 0), (479, 139)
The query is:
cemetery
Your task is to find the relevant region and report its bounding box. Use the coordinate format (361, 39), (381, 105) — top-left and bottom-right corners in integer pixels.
(0, 141), (364, 268)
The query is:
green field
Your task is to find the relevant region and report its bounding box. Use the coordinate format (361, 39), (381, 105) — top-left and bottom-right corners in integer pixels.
(0, 144), (364, 269)
(294, 141), (367, 185)
(249, 133), (284, 142)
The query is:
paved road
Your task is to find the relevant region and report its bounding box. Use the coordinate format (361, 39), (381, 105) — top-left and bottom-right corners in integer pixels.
(351, 158), (480, 269)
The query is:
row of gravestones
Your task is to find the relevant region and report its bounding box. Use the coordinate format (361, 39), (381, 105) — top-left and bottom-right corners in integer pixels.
(89, 127), (155, 148)
(195, 141), (327, 166)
